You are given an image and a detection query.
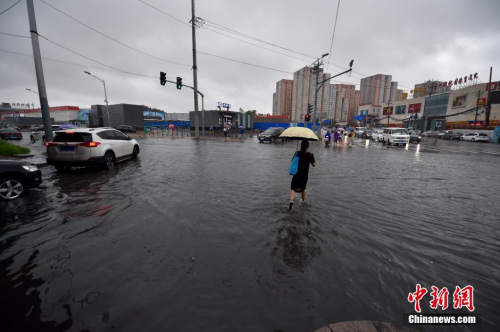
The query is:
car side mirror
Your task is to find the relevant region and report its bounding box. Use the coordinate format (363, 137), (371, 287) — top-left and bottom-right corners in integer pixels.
(127, 136), (132, 140)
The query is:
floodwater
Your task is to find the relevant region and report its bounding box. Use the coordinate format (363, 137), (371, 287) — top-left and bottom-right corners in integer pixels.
(1, 136), (499, 332)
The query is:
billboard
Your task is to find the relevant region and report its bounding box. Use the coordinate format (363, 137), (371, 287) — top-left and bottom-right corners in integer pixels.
(395, 105), (406, 114)
(143, 110), (164, 120)
(451, 95), (467, 108)
(408, 103), (421, 114)
(382, 106), (393, 115)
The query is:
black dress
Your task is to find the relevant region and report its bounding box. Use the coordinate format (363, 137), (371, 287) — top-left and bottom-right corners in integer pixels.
(290, 151), (315, 192)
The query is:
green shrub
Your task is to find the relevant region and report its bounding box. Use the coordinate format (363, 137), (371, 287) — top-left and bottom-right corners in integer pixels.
(0, 141), (30, 156)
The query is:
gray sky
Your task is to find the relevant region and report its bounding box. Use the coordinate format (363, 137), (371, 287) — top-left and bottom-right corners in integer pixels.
(1, 0), (499, 114)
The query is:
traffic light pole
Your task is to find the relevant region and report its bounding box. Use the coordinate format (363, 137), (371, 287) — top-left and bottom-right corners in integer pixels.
(312, 63), (353, 133)
(164, 79), (205, 136)
(191, 0), (200, 138)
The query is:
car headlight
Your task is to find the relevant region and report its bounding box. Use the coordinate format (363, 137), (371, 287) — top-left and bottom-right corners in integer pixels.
(22, 165), (39, 172)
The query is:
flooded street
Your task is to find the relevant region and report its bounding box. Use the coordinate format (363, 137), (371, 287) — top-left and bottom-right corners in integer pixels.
(1, 136), (499, 332)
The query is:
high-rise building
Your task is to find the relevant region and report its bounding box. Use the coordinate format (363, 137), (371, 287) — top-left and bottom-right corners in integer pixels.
(360, 74), (393, 106)
(273, 79), (293, 117)
(291, 67), (313, 122)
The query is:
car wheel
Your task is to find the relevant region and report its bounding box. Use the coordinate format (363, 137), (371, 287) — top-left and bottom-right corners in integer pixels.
(471, 138), (475, 142)
(0, 177), (25, 201)
(132, 146), (139, 159)
(103, 152), (115, 170)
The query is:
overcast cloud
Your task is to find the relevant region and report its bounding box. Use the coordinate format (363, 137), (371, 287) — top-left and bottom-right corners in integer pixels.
(1, 0), (499, 114)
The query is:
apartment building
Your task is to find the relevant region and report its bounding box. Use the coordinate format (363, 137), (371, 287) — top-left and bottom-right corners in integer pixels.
(360, 74), (393, 106)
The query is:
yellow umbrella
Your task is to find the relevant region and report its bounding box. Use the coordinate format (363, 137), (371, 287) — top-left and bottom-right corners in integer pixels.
(279, 127), (319, 141)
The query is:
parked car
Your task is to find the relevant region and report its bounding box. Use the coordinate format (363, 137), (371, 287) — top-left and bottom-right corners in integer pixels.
(46, 127), (140, 171)
(422, 131), (438, 137)
(0, 160), (42, 201)
(408, 130), (421, 143)
(437, 130), (452, 139)
(29, 125), (40, 132)
(381, 127), (410, 146)
(258, 127), (285, 143)
(361, 130), (375, 139)
(0, 128), (23, 140)
(442, 131), (464, 140)
(116, 125), (137, 133)
(460, 133), (489, 142)
(371, 129), (384, 142)
(30, 125), (62, 143)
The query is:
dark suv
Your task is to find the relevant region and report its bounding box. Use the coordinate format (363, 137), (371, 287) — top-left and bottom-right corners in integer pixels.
(258, 127), (285, 143)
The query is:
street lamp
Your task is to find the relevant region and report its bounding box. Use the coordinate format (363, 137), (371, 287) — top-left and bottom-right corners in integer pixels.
(84, 71), (110, 127)
(26, 88), (39, 95)
(312, 58), (354, 133)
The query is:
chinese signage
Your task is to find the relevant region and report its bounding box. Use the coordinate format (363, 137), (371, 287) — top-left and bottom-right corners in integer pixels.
(408, 103), (421, 114)
(486, 82), (499, 91)
(382, 106), (393, 115)
(408, 284), (475, 313)
(477, 98), (486, 106)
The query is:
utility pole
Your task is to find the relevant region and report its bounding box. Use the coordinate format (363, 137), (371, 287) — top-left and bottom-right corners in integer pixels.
(191, 0), (200, 138)
(312, 64), (320, 133)
(387, 99), (391, 127)
(474, 89), (481, 126)
(27, 0), (52, 141)
(485, 67), (493, 127)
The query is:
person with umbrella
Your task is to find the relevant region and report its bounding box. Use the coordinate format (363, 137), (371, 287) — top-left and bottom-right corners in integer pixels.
(238, 125), (245, 139)
(289, 139), (315, 210)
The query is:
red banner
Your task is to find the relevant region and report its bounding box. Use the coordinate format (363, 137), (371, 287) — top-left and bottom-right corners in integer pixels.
(408, 103), (421, 114)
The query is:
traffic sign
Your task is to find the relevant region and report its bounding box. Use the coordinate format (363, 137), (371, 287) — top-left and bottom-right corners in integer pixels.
(436, 121), (442, 128)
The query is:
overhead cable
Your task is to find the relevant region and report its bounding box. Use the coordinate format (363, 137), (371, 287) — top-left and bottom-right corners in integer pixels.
(0, 0), (21, 16)
(40, 0), (190, 67)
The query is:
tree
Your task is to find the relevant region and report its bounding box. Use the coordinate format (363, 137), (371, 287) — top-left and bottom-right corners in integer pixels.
(245, 110), (257, 116)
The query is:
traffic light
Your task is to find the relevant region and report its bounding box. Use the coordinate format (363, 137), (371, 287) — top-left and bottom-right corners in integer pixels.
(307, 104), (313, 113)
(176, 77), (182, 89)
(304, 113), (311, 122)
(160, 71), (166, 86)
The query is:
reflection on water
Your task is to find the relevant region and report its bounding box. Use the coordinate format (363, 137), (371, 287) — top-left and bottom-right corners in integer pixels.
(1, 137), (499, 332)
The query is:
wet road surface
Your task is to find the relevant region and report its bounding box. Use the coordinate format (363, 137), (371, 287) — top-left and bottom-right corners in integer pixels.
(1, 134), (499, 332)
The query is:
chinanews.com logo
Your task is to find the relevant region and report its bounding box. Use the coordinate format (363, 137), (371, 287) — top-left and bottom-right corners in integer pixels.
(404, 284), (480, 325)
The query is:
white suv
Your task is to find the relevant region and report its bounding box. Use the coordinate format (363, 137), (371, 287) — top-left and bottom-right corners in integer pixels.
(381, 128), (409, 146)
(46, 127), (140, 171)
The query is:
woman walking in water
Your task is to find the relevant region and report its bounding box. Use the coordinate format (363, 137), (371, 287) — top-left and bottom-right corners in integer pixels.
(289, 139), (316, 210)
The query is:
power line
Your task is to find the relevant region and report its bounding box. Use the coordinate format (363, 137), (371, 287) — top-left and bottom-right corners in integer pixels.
(202, 19), (317, 60)
(0, 0), (20, 16)
(326, 0), (341, 73)
(36, 32), (157, 79)
(0, 31), (30, 38)
(201, 26), (311, 63)
(138, 0), (191, 28)
(39, 0), (190, 67)
(198, 51), (294, 74)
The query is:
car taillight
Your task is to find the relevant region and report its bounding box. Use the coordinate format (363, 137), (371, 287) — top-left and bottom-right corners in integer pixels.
(78, 141), (101, 147)
(45, 142), (57, 147)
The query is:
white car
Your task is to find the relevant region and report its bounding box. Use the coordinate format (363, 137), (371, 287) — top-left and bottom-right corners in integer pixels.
(460, 133), (489, 142)
(46, 127), (140, 171)
(30, 125), (62, 143)
(371, 129), (384, 142)
(381, 127), (410, 146)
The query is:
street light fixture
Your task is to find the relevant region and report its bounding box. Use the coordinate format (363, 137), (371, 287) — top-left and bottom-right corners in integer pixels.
(26, 88), (39, 95)
(311, 58), (354, 133)
(84, 71), (110, 127)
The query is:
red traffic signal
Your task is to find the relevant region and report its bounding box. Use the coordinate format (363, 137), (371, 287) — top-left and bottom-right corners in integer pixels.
(304, 114), (311, 122)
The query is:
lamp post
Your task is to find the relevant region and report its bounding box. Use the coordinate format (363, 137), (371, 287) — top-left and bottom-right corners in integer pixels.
(84, 71), (110, 127)
(311, 53), (329, 133)
(312, 58), (354, 134)
(26, 89), (39, 108)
